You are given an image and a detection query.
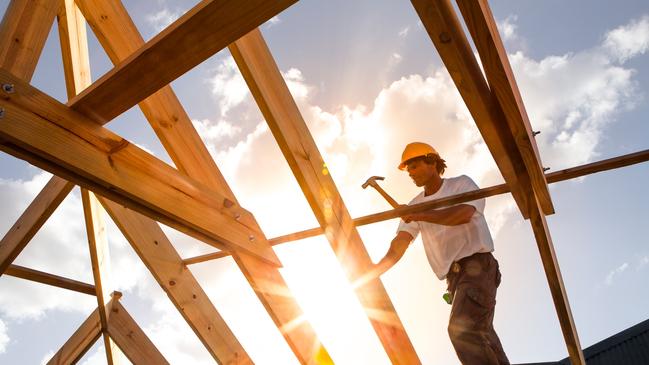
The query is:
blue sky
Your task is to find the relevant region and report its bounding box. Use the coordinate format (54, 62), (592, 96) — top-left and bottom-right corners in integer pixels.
(1, 1), (648, 364)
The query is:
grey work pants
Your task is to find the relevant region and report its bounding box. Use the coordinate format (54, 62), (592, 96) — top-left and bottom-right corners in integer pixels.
(446, 252), (510, 365)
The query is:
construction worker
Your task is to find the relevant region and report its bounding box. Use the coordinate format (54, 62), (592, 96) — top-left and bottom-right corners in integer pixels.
(370, 142), (509, 365)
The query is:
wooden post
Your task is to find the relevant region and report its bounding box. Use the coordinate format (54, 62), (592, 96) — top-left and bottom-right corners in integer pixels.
(230, 29), (421, 364)
(75, 1), (332, 362)
(0, 0), (74, 276)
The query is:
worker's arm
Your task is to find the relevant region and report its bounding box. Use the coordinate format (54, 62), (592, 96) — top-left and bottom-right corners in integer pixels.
(370, 231), (414, 277)
(402, 204), (476, 226)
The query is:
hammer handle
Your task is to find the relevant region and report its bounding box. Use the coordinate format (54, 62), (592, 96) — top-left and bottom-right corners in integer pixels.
(373, 184), (400, 209)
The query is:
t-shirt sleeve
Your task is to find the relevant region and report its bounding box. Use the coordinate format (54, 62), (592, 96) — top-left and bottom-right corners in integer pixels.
(457, 175), (485, 214)
(397, 218), (420, 239)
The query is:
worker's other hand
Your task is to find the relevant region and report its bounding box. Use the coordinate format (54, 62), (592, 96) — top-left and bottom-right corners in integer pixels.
(402, 213), (422, 223)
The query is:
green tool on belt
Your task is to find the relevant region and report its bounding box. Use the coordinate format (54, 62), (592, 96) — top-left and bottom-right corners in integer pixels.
(443, 291), (453, 305)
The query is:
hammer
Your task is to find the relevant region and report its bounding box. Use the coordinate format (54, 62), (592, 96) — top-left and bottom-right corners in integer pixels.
(362, 176), (400, 208)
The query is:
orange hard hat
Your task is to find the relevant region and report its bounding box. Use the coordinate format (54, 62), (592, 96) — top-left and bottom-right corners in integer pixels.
(398, 142), (438, 170)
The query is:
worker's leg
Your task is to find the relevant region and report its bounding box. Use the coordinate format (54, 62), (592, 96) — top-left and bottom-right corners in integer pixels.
(448, 254), (509, 365)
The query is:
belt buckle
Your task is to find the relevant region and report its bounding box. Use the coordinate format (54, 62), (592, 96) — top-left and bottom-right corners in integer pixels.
(451, 262), (461, 273)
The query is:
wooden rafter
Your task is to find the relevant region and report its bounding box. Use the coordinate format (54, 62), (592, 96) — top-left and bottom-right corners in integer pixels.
(0, 70), (279, 266)
(0, 177), (74, 275)
(99, 197), (252, 364)
(59, 5), (123, 362)
(528, 194), (585, 364)
(0, 0), (60, 80)
(106, 297), (170, 365)
(230, 29), (420, 364)
(68, 0), (298, 124)
(410, 0), (533, 218)
(0, 0), (74, 276)
(5, 264), (95, 295)
(456, 0), (553, 215)
(74, 2), (332, 363)
(47, 306), (102, 365)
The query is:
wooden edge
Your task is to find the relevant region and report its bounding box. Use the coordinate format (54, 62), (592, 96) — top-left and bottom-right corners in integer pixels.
(528, 193), (585, 364)
(47, 306), (102, 365)
(4, 264), (95, 295)
(107, 300), (170, 365)
(456, 0), (554, 215)
(183, 148), (649, 264)
(0, 176), (74, 275)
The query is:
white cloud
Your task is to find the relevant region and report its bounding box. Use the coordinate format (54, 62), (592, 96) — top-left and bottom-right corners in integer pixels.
(146, 8), (182, 33)
(605, 262), (629, 285)
(604, 15), (649, 62)
(0, 318), (9, 354)
(398, 26), (410, 38)
(210, 57), (250, 117)
(266, 16), (281, 28)
(0, 172), (147, 320)
(497, 15), (519, 42)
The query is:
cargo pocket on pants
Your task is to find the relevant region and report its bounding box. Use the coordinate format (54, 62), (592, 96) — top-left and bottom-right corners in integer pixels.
(465, 287), (495, 331)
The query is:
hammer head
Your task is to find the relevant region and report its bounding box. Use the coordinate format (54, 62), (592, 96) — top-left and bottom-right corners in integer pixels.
(362, 176), (385, 189)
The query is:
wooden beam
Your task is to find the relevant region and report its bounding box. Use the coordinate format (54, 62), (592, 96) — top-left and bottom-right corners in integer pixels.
(0, 177), (74, 275)
(0, 0), (75, 278)
(99, 197), (252, 364)
(75, 3), (332, 362)
(68, 0), (298, 124)
(184, 148), (649, 265)
(47, 306), (102, 365)
(106, 298), (170, 365)
(82, 189), (124, 365)
(4, 264), (95, 295)
(527, 194), (585, 364)
(0, 0), (60, 80)
(456, 0), (553, 215)
(230, 29), (420, 364)
(59, 5), (123, 362)
(410, 0), (533, 218)
(0, 70), (279, 266)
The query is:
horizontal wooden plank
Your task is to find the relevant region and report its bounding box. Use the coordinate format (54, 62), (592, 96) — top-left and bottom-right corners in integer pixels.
(456, 0), (554, 215)
(183, 148), (649, 264)
(68, 0), (298, 123)
(0, 69), (279, 266)
(409, 0), (533, 218)
(5, 264), (95, 295)
(99, 197), (251, 364)
(47, 306), (102, 365)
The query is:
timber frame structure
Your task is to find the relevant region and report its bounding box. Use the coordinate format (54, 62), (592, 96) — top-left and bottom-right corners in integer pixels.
(0, 1), (647, 364)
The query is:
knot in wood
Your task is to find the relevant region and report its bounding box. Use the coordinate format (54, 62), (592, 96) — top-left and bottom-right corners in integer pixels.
(439, 32), (452, 43)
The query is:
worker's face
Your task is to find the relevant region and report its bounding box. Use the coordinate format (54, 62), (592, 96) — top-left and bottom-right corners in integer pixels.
(406, 159), (438, 187)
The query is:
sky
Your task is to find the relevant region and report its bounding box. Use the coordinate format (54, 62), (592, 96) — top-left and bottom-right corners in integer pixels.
(0, 0), (648, 364)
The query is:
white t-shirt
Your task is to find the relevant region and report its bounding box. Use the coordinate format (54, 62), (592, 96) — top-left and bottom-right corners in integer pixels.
(397, 175), (494, 280)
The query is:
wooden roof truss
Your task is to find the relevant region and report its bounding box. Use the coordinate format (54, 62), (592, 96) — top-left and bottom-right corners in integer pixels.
(1, 0), (647, 364)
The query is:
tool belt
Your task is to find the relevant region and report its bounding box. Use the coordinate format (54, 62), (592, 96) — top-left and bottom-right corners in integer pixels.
(444, 252), (493, 304)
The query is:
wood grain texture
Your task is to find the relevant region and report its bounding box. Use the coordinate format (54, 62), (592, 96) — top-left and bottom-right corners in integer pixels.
(47, 307), (102, 365)
(0, 70), (279, 266)
(456, 0), (554, 215)
(99, 197), (251, 364)
(528, 194), (585, 364)
(409, 0), (533, 219)
(75, 3), (331, 362)
(68, 0), (298, 123)
(0, 0), (74, 277)
(5, 264), (95, 295)
(106, 300), (170, 365)
(0, 0), (60, 80)
(231, 29), (420, 364)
